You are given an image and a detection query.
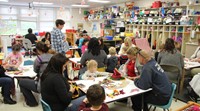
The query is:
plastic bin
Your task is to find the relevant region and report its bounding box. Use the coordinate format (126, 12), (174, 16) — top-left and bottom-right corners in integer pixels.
(105, 36), (113, 40)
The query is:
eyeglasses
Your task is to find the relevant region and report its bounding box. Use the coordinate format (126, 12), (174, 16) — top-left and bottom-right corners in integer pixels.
(136, 49), (146, 59)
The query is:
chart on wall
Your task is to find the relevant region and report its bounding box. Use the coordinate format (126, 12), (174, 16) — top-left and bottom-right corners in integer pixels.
(0, 19), (17, 35)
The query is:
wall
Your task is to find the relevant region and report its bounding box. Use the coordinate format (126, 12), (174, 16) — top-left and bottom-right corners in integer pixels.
(70, 8), (92, 32)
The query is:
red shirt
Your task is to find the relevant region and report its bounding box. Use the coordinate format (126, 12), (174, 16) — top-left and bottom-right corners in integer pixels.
(78, 102), (109, 111)
(126, 60), (136, 77)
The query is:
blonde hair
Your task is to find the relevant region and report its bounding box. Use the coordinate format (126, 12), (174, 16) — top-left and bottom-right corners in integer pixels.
(109, 47), (116, 55)
(87, 60), (98, 70)
(126, 47), (140, 56)
(138, 50), (151, 61)
(124, 37), (132, 48)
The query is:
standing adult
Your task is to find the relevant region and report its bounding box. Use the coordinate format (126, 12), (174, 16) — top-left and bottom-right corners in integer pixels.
(51, 19), (69, 54)
(80, 38), (107, 74)
(118, 37), (135, 55)
(25, 28), (37, 45)
(157, 38), (184, 74)
(19, 42), (53, 107)
(131, 48), (172, 111)
(41, 53), (84, 111)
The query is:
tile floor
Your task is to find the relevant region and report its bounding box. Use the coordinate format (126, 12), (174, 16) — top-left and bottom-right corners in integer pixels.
(0, 56), (187, 111)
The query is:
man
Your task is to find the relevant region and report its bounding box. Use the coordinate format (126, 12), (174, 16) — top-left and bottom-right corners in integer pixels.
(131, 48), (172, 111)
(51, 19), (69, 54)
(25, 28), (37, 45)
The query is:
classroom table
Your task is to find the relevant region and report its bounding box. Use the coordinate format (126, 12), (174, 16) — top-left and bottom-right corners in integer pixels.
(5, 66), (36, 78)
(69, 57), (81, 65)
(69, 46), (79, 57)
(75, 77), (152, 106)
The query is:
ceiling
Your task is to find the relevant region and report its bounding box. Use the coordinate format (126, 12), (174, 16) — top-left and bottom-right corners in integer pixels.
(0, 0), (133, 8)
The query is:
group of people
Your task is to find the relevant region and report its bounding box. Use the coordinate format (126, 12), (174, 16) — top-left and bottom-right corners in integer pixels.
(1, 17), (200, 111)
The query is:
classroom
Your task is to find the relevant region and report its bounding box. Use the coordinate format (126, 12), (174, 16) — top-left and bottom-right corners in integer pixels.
(0, 0), (200, 111)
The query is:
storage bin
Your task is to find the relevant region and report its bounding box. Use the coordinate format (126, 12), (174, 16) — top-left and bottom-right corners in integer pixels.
(105, 36), (113, 40)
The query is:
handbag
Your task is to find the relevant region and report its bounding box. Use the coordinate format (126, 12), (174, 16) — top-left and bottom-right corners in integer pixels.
(71, 83), (85, 99)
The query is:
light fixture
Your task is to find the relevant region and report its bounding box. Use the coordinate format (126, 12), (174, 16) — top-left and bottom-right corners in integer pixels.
(0, 0), (8, 2)
(33, 2), (53, 5)
(71, 4), (90, 8)
(88, 0), (110, 3)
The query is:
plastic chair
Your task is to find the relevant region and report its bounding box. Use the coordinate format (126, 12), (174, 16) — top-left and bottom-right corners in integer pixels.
(149, 83), (177, 111)
(23, 39), (33, 58)
(160, 64), (181, 94)
(40, 99), (52, 111)
(23, 60), (34, 66)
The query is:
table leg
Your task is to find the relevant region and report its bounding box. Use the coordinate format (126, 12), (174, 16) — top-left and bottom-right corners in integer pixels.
(180, 69), (186, 93)
(142, 93), (144, 111)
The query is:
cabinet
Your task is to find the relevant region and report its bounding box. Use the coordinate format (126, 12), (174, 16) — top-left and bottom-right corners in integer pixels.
(125, 24), (195, 55)
(66, 32), (75, 46)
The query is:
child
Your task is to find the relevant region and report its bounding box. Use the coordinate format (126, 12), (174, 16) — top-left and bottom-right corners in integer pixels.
(154, 44), (164, 61)
(106, 47), (118, 73)
(81, 60), (109, 80)
(81, 38), (89, 54)
(78, 84), (109, 111)
(4, 44), (22, 70)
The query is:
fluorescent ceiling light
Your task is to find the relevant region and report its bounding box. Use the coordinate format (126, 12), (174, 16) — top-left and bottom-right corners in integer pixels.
(33, 2), (53, 5)
(0, 0), (8, 2)
(71, 4), (90, 7)
(89, 0), (110, 3)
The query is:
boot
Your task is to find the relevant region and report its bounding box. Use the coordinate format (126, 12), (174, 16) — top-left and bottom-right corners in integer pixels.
(3, 98), (17, 104)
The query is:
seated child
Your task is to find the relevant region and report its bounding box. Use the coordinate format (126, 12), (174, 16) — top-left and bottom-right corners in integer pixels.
(81, 38), (89, 54)
(106, 47), (118, 73)
(78, 84), (109, 111)
(81, 60), (109, 80)
(3, 44), (22, 70)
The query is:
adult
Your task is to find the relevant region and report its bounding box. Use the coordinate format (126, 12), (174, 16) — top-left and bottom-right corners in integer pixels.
(41, 32), (51, 47)
(118, 37), (135, 55)
(80, 38), (107, 74)
(25, 28), (37, 45)
(131, 48), (172, 111)
(98, 37), (109, 54)
(19, 42), (53, 107)
(41, 53), (84, 111)
(0, 65), (16, 104)
(190, 39), (200, 76)
(157, 38), (184, 74)
(51, 19), (69, 54)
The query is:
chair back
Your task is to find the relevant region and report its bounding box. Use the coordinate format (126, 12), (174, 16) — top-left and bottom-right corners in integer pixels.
(119, 55), (128, 65)
(162, 83), (177, 109)
(160, 64), (180, 84)
(23, 39), (32, 50)
(40, 99), (52, 111)
(24, 60), (34, 66)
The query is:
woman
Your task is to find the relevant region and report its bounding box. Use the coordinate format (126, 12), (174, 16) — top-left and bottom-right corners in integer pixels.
(98, 37), (109, 54)
(190, 39), (200, 76)
(19, 42), (53, 107)
(41, 53), (84, 111)
(41, 32), (51, 47)
(131, 48), (171, 111)
(157, 38), (184, 74)
(80, 38), (107, 74)
(118, 37), (135, 55)
(122, 47), (139, 80)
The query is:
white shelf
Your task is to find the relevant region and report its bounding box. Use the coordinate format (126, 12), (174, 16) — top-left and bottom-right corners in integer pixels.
(188, 3), (200, 6)
(163, 5), (187, 8)
(188, 15), (200, 17)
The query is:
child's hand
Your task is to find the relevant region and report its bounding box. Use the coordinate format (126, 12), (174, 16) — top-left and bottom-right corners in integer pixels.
(83, 98), (89, 104)
(70, 85), (75, 93)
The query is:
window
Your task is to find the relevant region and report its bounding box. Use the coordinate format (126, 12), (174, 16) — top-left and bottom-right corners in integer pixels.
(20, 21), (37, 35)
(0, 20), (17, 35)
(39, 9), (54, 21)
(39, 22), (53, 32)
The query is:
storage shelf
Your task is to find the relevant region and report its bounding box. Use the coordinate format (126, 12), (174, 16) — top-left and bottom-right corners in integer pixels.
(163, 5), (187, 8)
(188, 3), (200, 6)
(188, 15), (200, 17)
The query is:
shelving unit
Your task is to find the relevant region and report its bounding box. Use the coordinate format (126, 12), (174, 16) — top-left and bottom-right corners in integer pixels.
(125, 24), (195, 55)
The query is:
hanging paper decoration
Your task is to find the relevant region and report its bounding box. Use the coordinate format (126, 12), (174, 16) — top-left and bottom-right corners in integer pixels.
(79, 8), (82, 14)
(81, 0), (85, 5)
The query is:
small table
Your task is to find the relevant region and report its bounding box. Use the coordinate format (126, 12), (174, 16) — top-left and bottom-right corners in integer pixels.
(75, 77), (151, 106)
(69, 58), (82, 79)
(69, 46), (79, 57)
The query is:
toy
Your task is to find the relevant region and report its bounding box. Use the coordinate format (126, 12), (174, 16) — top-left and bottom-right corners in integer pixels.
(110, 68), (125, 80)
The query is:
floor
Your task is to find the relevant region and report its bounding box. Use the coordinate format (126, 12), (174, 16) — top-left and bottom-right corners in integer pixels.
(0, 52), (188, 111)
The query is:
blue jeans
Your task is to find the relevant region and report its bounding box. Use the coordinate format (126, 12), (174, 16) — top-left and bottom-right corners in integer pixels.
(66, 96), (86, 111)
(0, 77), (12, 100)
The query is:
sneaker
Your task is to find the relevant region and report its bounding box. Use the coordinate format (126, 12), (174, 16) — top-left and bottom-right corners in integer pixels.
(3, 98), (17, 105)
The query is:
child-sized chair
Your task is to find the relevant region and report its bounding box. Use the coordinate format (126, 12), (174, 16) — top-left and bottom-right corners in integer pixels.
(40, 99), (52, 111)
(148, 83), (177, 111)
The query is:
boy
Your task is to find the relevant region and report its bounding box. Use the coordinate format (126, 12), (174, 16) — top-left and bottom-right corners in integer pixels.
(78, 84), (109, 111)
(106, 47), (118, 73)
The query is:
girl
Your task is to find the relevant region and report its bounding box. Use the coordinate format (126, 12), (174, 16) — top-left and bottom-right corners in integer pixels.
(81, 38), (89, 54)
(118, 37), (135, 55)
(81, 60), (109, 80)
(4, 44), (22, 70)
(122, 47), (140, 80)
